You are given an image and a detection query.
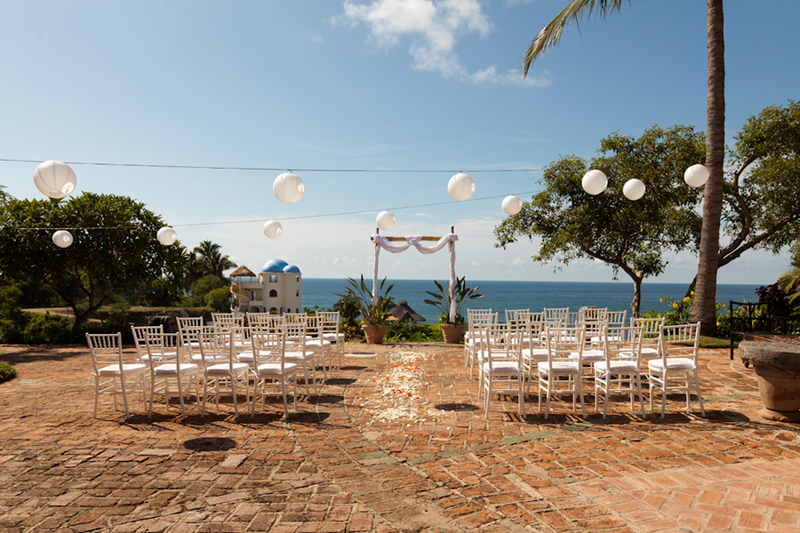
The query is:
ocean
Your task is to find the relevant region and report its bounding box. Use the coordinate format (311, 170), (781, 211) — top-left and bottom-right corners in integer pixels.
(299, 278), (762, 323)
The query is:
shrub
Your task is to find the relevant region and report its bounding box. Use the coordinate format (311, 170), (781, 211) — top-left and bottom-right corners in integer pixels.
(205, 287), (231, 312)
(22, 313), (73, 344)
(384, 321), (437, 342)
(0, 362), (16, 382)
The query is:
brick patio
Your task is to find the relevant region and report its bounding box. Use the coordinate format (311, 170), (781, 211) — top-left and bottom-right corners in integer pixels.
(1, 342), (799, 532)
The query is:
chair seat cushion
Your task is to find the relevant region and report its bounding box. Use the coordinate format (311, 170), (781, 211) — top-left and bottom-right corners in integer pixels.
(594, 361), (640, 374)
(154, 363), (199, 375)
(539, 362), (580, 374)
(648, 358), (696, 372)
(522, 348), (548, 361)
(98, 363), (147, 376)
(572, 350), (604, 362)
(256, 363), (298, 375)
(285, 351), (315, 360)
(206, 362), (250, 374)
(482, 361), (524, 373)
(322, 333), (345, 341)
(638, 348), (659, 360)
(306, 340), (331, 347)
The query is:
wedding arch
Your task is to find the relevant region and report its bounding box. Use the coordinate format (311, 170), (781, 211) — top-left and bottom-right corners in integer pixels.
(371, 226), (458, 323)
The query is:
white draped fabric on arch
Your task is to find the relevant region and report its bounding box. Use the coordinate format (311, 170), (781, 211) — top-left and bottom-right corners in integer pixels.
(370, 231), (459, 323)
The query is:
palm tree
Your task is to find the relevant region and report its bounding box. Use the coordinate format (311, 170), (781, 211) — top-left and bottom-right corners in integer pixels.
(193, 240), (237, 278)
(522, 0), (725, 335)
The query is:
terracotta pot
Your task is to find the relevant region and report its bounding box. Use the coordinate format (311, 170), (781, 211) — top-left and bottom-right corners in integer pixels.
(441, 324), (465, 344)
(363, 325), (387, 344)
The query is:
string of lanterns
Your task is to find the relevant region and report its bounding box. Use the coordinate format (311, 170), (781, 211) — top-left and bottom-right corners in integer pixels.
(27, 161), (531, 247)
(580, 163), (709, 199)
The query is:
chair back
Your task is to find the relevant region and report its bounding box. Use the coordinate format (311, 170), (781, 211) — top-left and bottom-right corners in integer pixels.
(250, 327), (287, 370)
(478, 323), (512, 371)
(87, 332), (124, 374)
(317, 311), (341, 337)
(543, 307), (570, 327)
(468, 311), (498, 345)
(197, 329), (233, 368)
(284, 317), (308, 350)
(660, 323), (701, 363)
(131, 325), (163, 361)
(300, 314), (323, 338)
(605, 326), (643, 364)
(631, 317), (665, 339)
(143, 332), (182, 371)
(505, 309), (530, 326)
(606, 310), (627, 328)
(545, 325), (584, 365)
(177, 316), (203, 330)
(213, 313), (244, 332)
(250, 315), (283, 332)
(579, 306), (608, 323)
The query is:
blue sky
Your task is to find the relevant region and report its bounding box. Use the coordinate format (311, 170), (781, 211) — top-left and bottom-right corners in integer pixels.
(1, 0), (798, 286)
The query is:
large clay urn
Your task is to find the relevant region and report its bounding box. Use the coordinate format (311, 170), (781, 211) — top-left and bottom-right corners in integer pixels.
(738, 341), (800, 422)
(363, 325), (387, 344)
(441, 324), (465, 344)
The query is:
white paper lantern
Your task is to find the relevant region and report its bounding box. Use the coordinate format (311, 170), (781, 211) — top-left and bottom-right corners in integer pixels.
(623, 179), (646, 201)
(34, 160), (77, 199)
(376, 210), (396, 230)
(52, 230), (73, 248)
(263, 220), (283, 239)
(273, 172), (305, 203)
(156, 226), (177, 245)
(448, 173), (475, 201)
(684, 164), (709, 187)
(581, 169), (607, 195)
(502, 195), (523, 215)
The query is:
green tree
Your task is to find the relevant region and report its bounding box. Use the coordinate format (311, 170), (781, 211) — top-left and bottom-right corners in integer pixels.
(184, 274), (229, 307)
(495, 125), (705, 317)
(523, 0), (726, 335)
(711, 101), (800, 274)
(0, 192), (187, 333)
(193, 240), (236, 278)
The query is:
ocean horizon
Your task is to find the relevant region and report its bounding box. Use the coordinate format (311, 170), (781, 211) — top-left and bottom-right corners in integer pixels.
(298, 278), (762, 323)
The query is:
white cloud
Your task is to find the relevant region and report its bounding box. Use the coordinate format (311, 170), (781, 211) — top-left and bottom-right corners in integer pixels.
(511, 257), (526, 267)
(340, 0), (550, 87)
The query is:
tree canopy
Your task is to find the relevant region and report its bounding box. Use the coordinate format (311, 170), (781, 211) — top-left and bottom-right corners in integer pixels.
(193, 240), (237, 278)
(494, 124), (705, 316)
(0, 192), (188, 332)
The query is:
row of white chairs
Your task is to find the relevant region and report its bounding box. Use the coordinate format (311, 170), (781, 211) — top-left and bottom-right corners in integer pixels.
(466, 308), (704, 420)
(87, 312), (345, 420)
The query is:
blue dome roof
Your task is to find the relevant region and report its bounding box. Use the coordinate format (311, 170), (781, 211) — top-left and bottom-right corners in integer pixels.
(261, 259), (289, 273)
(283, 264), (301, 274)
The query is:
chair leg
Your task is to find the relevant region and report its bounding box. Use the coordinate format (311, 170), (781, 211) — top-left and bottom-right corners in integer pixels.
(692, 368), (705, 416)
(231, 376), (239, 419)
(93, 377), (100, 418)
(177, 377), (186, 420)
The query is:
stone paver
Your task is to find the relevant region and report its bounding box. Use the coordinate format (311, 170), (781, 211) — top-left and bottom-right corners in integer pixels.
(0, 341), (798, 532)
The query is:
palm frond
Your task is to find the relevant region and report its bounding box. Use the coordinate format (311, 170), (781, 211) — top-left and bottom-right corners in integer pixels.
(523, 0), (632, 76)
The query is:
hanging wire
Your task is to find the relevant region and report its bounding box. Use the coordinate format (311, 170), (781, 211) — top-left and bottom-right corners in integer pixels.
(1, 190), (539, 231)
(1, 157), (543, 231)
(0, 157), (543, 174)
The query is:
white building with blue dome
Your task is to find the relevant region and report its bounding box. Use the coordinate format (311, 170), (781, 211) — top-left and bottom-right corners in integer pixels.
(229, 259), (302, 315)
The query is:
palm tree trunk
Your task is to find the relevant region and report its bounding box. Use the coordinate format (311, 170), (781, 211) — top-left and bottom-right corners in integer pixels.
(689, 0), (725, 337)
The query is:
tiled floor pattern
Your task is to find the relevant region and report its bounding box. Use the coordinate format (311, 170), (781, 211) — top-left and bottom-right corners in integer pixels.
(0, 342), (798, 532)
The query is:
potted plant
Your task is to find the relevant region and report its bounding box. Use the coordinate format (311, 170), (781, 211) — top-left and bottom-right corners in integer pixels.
(335, 275), (395, 344)
(424, 277), (484, 343)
